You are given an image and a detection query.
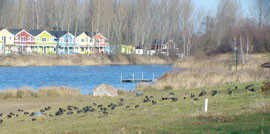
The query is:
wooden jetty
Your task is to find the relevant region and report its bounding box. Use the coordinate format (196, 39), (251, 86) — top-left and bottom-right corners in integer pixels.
(121, 72), (155, 83)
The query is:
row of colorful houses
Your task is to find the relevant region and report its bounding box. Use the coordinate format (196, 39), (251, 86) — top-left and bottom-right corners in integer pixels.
(0, 28), (110, 55)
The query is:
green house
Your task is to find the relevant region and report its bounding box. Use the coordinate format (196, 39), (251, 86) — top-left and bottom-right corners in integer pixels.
(29, 30), (57, 54)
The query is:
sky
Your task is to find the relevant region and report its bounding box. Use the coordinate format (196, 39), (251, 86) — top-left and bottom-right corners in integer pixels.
(193, 0), (255, 17)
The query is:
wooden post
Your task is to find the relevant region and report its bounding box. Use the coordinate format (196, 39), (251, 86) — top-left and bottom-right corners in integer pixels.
(205, 98), (208, 113)
(120, 73), (123, 83)
(133, 73), (135, 83)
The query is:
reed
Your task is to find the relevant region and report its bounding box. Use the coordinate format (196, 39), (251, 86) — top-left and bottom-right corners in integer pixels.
(0, 86), (82, 99)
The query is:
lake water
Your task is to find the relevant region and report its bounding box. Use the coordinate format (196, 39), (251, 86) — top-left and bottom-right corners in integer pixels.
(0, 65), (176, 94)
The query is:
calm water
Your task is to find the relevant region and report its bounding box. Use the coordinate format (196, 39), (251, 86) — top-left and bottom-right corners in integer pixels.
(0, 65), (176, 94)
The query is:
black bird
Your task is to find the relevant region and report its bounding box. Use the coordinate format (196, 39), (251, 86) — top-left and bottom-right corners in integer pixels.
(235, 86), (238, 89)
(199, 90), (207, 97)
(249, 88), (256, 92)
(172, 98), (178, 102)
(24, 112), (29, 115)
(194, 98), (199, 101)
(29, 112), (35, 117)
(74, 107), (79, 110)
(32, 118), (36, 121)
(67, 112), (73, 115)
(228, 89), (232, 95)
(118, 103), (123, 106)
(49, 114), (54, 117)
(93, 102), (97, 106)
(0, 119), (3, 124)
(40, 109), (45, 113)
(152, 100), (157, 105)
(98, 104), (103, 108)
(135, 105), (140, 109)
(126, 106), (130, 109)
(67, 107), (73, 111)
(120, 98), (124, 102)
(7, 114), (12, 119)
(18, 109), (24, 112)
(150, 96), (154, 99)
(16, 114), (19, 117)
(169, 92), (175, 96)
(103, 111), (109, 115)
(0, 113), (3, 117)
(211, 90), (218, 96)
(191, 94), (195, 98)
(183, 97), (187, 100)
(245, 84), (255, 89)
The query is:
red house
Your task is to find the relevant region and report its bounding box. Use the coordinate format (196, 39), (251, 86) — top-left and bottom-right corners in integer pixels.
(93, 33), (110, 54)
(12, 29), (35, 53)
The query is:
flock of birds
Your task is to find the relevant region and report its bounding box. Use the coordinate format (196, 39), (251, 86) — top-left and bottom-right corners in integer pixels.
(0, 84), (259, 125)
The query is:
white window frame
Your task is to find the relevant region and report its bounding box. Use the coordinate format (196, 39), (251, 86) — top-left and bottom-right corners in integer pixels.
(81, 39), (85, 43)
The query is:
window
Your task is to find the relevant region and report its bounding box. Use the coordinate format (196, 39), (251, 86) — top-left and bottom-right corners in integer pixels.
(81, 39), (85, 42)
(66, 39), (69, 42)
(60, 38), (64, 42)
(9, 36), (12, 40)
(3, 36), (6, 44)
(28, 37), (31, 42)
(42, 38), (46, 42)
(81, 47), (84, 51)
(96, 39), (100, 44)
(21, 36), (26, 41)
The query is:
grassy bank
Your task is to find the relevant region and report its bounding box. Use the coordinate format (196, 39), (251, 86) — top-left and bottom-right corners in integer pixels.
(174, 53), (270, 71)
(0, 81), (269, 133)
(0, 54), (173, 67)
(147, 53), (270, 90)
(0, 86), (81, 99)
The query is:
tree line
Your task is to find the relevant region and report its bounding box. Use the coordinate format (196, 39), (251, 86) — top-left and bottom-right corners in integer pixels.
(0, 0), (269, 56)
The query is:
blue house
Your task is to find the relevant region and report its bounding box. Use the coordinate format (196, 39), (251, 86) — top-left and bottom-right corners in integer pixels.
(49, 31), (76, 54)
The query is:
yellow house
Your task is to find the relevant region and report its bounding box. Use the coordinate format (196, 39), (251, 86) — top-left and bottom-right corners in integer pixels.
(75, 32), (95, 54)
(0, 28), (15, 54)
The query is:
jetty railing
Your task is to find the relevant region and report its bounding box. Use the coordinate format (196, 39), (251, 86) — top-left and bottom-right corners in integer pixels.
(121, 72), (156, 83)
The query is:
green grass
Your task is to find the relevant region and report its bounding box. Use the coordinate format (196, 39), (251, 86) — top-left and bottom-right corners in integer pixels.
(0, 81), (269, 134)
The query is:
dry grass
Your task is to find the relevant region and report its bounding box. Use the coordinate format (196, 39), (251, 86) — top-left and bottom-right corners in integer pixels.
(0, 54), (173, 66)
(0, 86), (82, 99)
(174, 53), (270, 71)
(154, 69), (269, 90)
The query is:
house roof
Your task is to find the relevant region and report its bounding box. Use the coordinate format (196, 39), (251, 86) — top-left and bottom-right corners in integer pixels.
(8, 29), (23, 35)
(49, 31), (68, 38)
(28, 30), (43, 36)
(261, 62), (270, 68)
(152, 39), (169, 45)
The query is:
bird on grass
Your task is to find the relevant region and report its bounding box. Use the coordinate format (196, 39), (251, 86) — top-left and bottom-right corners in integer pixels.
(211, 90), (218, 96)
(183, 96), (187, 100)
(199, 90), (207, 97)
(235, 86), (238, 89)
(135, 105), (140, 109)
(67, 112), (73, 115)
(227, 89), (232, 95)
(0, 113), (3, 117)
(191, 94), (195, 98)
(103, 111), (109, 115)
(93, 102), (97, 106)
(169, 92), (175, 96)
(152, 100), (157, 105)
(171, 98), (178, 102)
(126, 106), (130, 109)
(245, 84), (255, 90)
(194, 98), (199, 101)
(24, 112), (29, 115)
(32, 118), (36, 121)
(0, 119), (3, 124)
(249, 88), (256, 92)
(18, 109), (24, 112)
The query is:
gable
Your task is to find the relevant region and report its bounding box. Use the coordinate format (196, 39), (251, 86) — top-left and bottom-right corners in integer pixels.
(78, 32), (91, 39)
(93, 33), (107, 40)
(16, 30), (33, 37)
(37, 31), (56, 38)
(0, 29), (14, 37)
